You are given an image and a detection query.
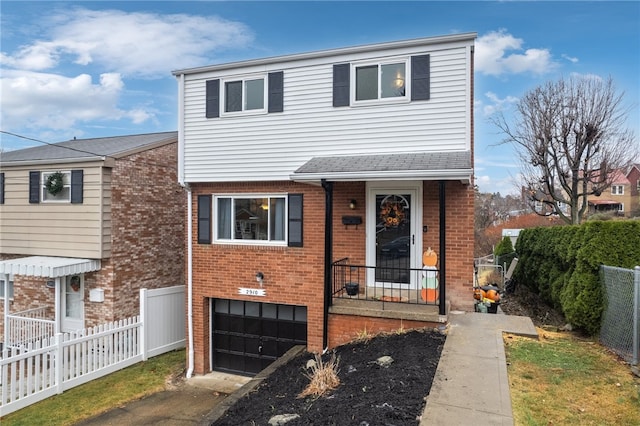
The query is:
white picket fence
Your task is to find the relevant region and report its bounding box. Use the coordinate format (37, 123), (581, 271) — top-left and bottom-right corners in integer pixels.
(0, 285), (185, 417)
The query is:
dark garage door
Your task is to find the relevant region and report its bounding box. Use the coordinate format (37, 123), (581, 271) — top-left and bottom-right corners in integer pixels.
(212, 299), (308, 375)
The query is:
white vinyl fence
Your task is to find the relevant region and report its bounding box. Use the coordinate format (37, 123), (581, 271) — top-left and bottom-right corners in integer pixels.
(0, 285), (185, 417)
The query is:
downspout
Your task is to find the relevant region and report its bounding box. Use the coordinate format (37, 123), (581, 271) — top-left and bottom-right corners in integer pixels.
(321, 179), (333, 351)
(176, 72), (195, 379)
(438, 181), (446, 316)
(185, 186), (194, 378)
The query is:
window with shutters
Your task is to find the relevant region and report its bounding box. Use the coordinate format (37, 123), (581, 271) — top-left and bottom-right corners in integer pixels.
(42, 170), (71, 202)
(352, 58), (409, 104)
(221, 75), (267, 116)
(205, 193), (302, 246)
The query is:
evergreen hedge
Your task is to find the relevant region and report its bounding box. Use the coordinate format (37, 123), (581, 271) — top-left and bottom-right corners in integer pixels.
(512, 220), (640, 335)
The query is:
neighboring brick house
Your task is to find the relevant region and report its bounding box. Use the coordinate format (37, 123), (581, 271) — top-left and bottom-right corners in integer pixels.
(588, 165), (640, 217)
(0, 132), (185, 346)
(174, 33), (476, 376)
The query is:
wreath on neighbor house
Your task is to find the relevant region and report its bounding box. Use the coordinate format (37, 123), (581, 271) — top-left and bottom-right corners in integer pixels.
(70, 275), (81, 292)
(45, 171), (65, 196)
(380, 198), (406, 228)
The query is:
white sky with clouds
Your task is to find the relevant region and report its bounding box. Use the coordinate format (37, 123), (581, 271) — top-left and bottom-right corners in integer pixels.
(1, 1), (638, 195)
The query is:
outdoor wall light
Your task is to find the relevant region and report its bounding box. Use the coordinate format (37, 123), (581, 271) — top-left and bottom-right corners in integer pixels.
(256, 272), (264, 285)
(349, 199), (357, 210)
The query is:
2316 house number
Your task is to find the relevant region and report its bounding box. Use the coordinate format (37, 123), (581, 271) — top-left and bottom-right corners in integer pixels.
(238, 287), (266, 297)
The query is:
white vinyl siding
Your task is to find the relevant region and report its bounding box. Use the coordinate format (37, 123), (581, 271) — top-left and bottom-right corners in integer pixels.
(181, 41), (472, 183)
(0, 164), (109, 258)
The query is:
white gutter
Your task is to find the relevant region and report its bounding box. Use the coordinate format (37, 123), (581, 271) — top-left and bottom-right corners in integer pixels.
(186, 185), (194, 378)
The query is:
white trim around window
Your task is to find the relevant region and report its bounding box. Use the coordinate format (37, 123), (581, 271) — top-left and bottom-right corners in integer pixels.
(611, 185), (624, 195)
(42, 170), (71, 202)
(213, 194), (288, 245)
(220, 74), (268, 117)
(350, 57), (410, 106)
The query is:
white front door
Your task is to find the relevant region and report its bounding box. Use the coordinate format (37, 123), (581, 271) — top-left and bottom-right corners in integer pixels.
(366, 182), (422, 289)
(62, 275), (85, 332)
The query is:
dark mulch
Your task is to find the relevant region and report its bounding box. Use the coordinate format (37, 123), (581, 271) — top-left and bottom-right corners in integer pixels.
(213, 328), (446, 426)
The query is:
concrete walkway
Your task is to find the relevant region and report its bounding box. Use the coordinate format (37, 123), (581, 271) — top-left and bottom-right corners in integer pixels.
(420, 311), (538, 426)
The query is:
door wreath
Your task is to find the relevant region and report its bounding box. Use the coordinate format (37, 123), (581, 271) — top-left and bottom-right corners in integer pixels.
(379, 195), (408, 228)
(46, 171), (65, 196)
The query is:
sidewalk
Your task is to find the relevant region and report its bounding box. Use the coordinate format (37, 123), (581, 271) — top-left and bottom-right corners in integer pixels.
(420, 310), (538, 425)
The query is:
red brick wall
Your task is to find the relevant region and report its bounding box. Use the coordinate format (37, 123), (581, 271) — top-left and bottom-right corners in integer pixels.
(189, 181), (326, 374)
(189, 179), (474, 374)
(328, 314), (439, 348)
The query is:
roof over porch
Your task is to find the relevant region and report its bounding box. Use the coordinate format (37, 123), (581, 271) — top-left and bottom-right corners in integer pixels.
(0, 256), (101, 278)
(290, 151), (473, 184)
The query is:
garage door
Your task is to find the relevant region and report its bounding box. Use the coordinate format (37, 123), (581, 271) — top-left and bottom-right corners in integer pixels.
(212, 299), (308, 375)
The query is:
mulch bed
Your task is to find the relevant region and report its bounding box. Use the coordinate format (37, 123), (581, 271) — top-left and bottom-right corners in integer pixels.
(212, 328), (446, 426)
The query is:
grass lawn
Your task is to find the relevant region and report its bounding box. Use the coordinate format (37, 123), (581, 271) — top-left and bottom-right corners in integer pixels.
(1, 349), (186, 426)
(505, 329), (640, 426)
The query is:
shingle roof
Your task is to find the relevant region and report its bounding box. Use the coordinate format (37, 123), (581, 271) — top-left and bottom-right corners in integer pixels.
(290, 151), (473, 183)
(1, 131), (177, 165)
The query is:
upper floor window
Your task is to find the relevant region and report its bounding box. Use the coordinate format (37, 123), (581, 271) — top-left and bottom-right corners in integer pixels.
(0, 277), (14, 300)
(333, 55), (430, 107)
(354, 61), (407, 102)
(43, 171), (71, 202)
(611, 185), (624, 195)
(223, 76), (266, 114)
(206, 72), (283, 118)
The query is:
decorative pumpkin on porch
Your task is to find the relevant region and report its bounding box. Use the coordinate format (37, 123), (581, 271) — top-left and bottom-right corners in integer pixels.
(421, 248), (438, 302)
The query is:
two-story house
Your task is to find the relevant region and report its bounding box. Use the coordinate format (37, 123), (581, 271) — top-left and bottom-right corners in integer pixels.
(174, 33), (476, 376)
(0, 132), (185, 348)
(588, 165), (640, 217)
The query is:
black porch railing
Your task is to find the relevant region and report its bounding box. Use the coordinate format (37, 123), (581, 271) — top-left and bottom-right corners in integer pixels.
(331, 258), (439, 306)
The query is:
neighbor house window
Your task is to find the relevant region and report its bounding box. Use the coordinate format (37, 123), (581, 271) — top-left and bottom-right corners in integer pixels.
(215, 195), (286, 243)
(0, 277), (14, 299)
(42, 171), (71, 202)
(618, 203), (625, 212)
(353, 60), (408, 103)
(222, 76), (266, 114)
(611, 185), (624, 195)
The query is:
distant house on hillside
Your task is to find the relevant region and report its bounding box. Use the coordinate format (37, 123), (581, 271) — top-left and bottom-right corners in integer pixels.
(0, 132), (185, 348)
(587, 165), (640, 217)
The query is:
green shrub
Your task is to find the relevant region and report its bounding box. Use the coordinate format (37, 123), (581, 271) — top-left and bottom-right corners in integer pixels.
(512, 220), (640, 335)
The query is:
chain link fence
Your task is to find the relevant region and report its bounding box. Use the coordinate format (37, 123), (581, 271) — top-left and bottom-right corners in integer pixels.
(600, 265), (640, 365)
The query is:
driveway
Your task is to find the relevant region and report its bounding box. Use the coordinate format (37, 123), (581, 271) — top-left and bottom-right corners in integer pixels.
(75, 372), (251, 425)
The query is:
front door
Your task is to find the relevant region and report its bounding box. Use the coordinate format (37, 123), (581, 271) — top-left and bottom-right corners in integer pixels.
(62, 274), (84, 332)
(367, 183), (422, 289)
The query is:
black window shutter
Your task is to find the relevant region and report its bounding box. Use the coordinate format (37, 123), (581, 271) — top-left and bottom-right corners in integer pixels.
(206, 79), (220, 118)
(197, 195), (212, 244)
(71, 169), (83, 204)
(288, 194), (303, 247)
(29, 171), (40, 204)
(0, 172), (4, 204)
(268, 71), (284, 113)
(412, 55), (430, 101)
(333, 64), (350, 107)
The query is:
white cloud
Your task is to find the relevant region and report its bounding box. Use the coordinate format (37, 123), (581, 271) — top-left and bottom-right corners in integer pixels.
(480, 91), (519, 117)
(476, 30), (558, 76)
(562, 54), (579, 64)
(2, 7), (254, 78)
(0, 70), (150, 130)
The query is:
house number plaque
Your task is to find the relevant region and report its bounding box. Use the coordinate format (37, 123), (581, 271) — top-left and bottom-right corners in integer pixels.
(238, 287), (266, 297)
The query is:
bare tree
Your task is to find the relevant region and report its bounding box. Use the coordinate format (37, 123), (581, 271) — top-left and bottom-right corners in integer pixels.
(492, 76), (638, 224)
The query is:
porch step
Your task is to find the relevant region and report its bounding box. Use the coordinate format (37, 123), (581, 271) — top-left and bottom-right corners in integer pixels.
(330, 298), (448, 324)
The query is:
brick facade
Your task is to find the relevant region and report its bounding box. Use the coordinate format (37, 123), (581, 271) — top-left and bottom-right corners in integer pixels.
(189, 179), (474, 374)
